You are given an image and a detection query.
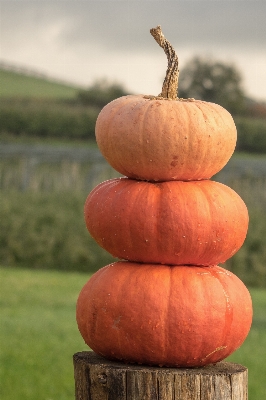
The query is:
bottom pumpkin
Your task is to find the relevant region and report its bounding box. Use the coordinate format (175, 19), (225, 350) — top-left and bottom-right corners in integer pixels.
(76, 262), (252, 367)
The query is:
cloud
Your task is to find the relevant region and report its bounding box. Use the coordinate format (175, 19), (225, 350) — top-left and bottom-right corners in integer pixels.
(0, 0), (266, 100)
(2, 1), (266, 51)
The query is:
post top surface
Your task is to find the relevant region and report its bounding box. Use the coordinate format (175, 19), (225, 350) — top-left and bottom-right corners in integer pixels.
(73, 351), (247, 375)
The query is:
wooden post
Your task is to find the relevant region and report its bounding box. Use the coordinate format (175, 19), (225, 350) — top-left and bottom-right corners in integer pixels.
(73, 351), (248, 400)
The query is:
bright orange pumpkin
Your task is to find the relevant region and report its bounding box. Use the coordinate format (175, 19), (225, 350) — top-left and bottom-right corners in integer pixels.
(76, 262), (252, 367)
(84, 178), (248, 266)
(95, 95), (237, 182)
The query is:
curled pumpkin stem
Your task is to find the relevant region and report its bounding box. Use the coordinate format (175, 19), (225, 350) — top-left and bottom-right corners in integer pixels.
(150, 25), (179, 100)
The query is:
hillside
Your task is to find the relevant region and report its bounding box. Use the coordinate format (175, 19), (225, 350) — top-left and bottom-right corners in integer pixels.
(0, 65), (80, 99)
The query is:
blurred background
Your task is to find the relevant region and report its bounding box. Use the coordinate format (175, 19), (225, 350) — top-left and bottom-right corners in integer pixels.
(0, 1), (266, 399)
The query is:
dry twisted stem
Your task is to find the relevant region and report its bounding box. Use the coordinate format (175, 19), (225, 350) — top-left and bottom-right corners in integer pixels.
(150, 25), (179, 100)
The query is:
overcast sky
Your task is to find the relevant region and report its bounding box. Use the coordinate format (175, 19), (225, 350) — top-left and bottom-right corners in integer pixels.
(1, 0), (266, 101)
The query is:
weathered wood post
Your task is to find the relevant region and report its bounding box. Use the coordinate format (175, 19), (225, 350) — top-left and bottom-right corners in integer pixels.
(73, 351), (248, 400)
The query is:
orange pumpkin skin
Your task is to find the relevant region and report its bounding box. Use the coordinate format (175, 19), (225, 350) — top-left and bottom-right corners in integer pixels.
(76, 262), (252, 367)
(95, 95), (237, 182)
(84, 178), (248, 266)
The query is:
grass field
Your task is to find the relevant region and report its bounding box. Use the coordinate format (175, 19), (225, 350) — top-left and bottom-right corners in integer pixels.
(0, 266), (88, 400)
(0, 266), (265, 400)
(0, 68), (79, 99)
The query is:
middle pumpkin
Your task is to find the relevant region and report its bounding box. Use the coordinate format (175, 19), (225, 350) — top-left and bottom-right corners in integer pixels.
(84, 178), (248, 266)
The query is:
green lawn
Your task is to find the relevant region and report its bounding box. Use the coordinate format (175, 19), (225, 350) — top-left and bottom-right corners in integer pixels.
(0, 266), (89, 400)
(227, 288), (266, 398)
(0, 266), (265, 399)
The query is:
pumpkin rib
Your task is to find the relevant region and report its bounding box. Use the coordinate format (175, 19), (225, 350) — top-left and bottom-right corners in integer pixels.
(128, 182), (157, 257)
(193, 180), (248, 262)
(171, 103), (191, 178)
(161, 265), (172, 362)
(190, 102), (214, 178)
(191, 182), (225, 262)
(177, 180), (213, 260)
(108, 263), (130, 357)
(96, 97), (131, 177)
(207, 268), (234, 347)
(105, 99), (135, 177)
(188, 101), (232, 178)
(79, 265), (109, 341)
(138, 98), (155, 178)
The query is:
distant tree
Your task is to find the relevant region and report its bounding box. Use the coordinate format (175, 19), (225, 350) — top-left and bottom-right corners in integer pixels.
(246, 100), (266, 119)
(178, 57), (246, 115)
(77, 79), (129, 108)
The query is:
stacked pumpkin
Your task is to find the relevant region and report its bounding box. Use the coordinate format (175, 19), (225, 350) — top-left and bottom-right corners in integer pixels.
(76, 26), (252, 367)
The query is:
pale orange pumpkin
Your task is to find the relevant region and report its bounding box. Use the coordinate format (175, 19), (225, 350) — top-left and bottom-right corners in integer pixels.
(95, 26), (237, 182)
(96, 95), (237, 182)
(84, 178), (248, 266)
(76, 262), (253, 367)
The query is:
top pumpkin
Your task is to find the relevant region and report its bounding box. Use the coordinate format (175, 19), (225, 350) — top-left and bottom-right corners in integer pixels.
(95, 26), (237, 182)
(95, 95), (236, 181)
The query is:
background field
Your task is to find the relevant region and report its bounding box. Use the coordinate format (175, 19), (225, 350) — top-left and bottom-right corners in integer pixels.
(0, 266), (265, 400)
(1, 65), (266, 399)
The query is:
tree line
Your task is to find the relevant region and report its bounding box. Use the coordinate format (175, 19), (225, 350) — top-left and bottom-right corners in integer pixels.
(1, 56), (266, 152)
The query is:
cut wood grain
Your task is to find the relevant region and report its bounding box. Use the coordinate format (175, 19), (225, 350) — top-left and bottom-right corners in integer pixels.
(73, 351), (248, 400)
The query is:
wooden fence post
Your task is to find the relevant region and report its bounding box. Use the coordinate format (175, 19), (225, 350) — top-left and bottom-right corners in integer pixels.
(73, 351), (248, 400)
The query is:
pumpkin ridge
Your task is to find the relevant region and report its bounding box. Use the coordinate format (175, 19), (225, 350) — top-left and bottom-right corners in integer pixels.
(96, 97), (129, 176)
(109, 99), (141, 175)
(185, 182), (213, 261)
(164, 266), (173, 362)
(109, 263), (132, 356)
(155, 181), (175, 258)
(109, 179), (139, 259)
(126, 180), (157, 259)
(193, 101), (236, 178)
(78, 264), (109, 344)
(190, 103), (213, 177)
(189, 181), (220, 262)
(184, 102), (211, 178)
(172, 103), (191, 178)
(207, 267), (234, 349)
(191, 266), (211, 363)
(138, 99), (156, 176)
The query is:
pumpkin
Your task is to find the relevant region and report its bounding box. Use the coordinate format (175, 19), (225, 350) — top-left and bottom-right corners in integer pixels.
(95, 95), (237, 182)
(84, 178), (248, 266)
(76, 262), (253, 367)
(95, 26), (236, 182)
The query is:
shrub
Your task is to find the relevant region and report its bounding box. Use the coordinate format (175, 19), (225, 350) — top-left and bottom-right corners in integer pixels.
(77, 79), (128, 108)
(235, 117), (266, 153)
(0, 191), (115, 273)
(0, 98), (99, 140)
